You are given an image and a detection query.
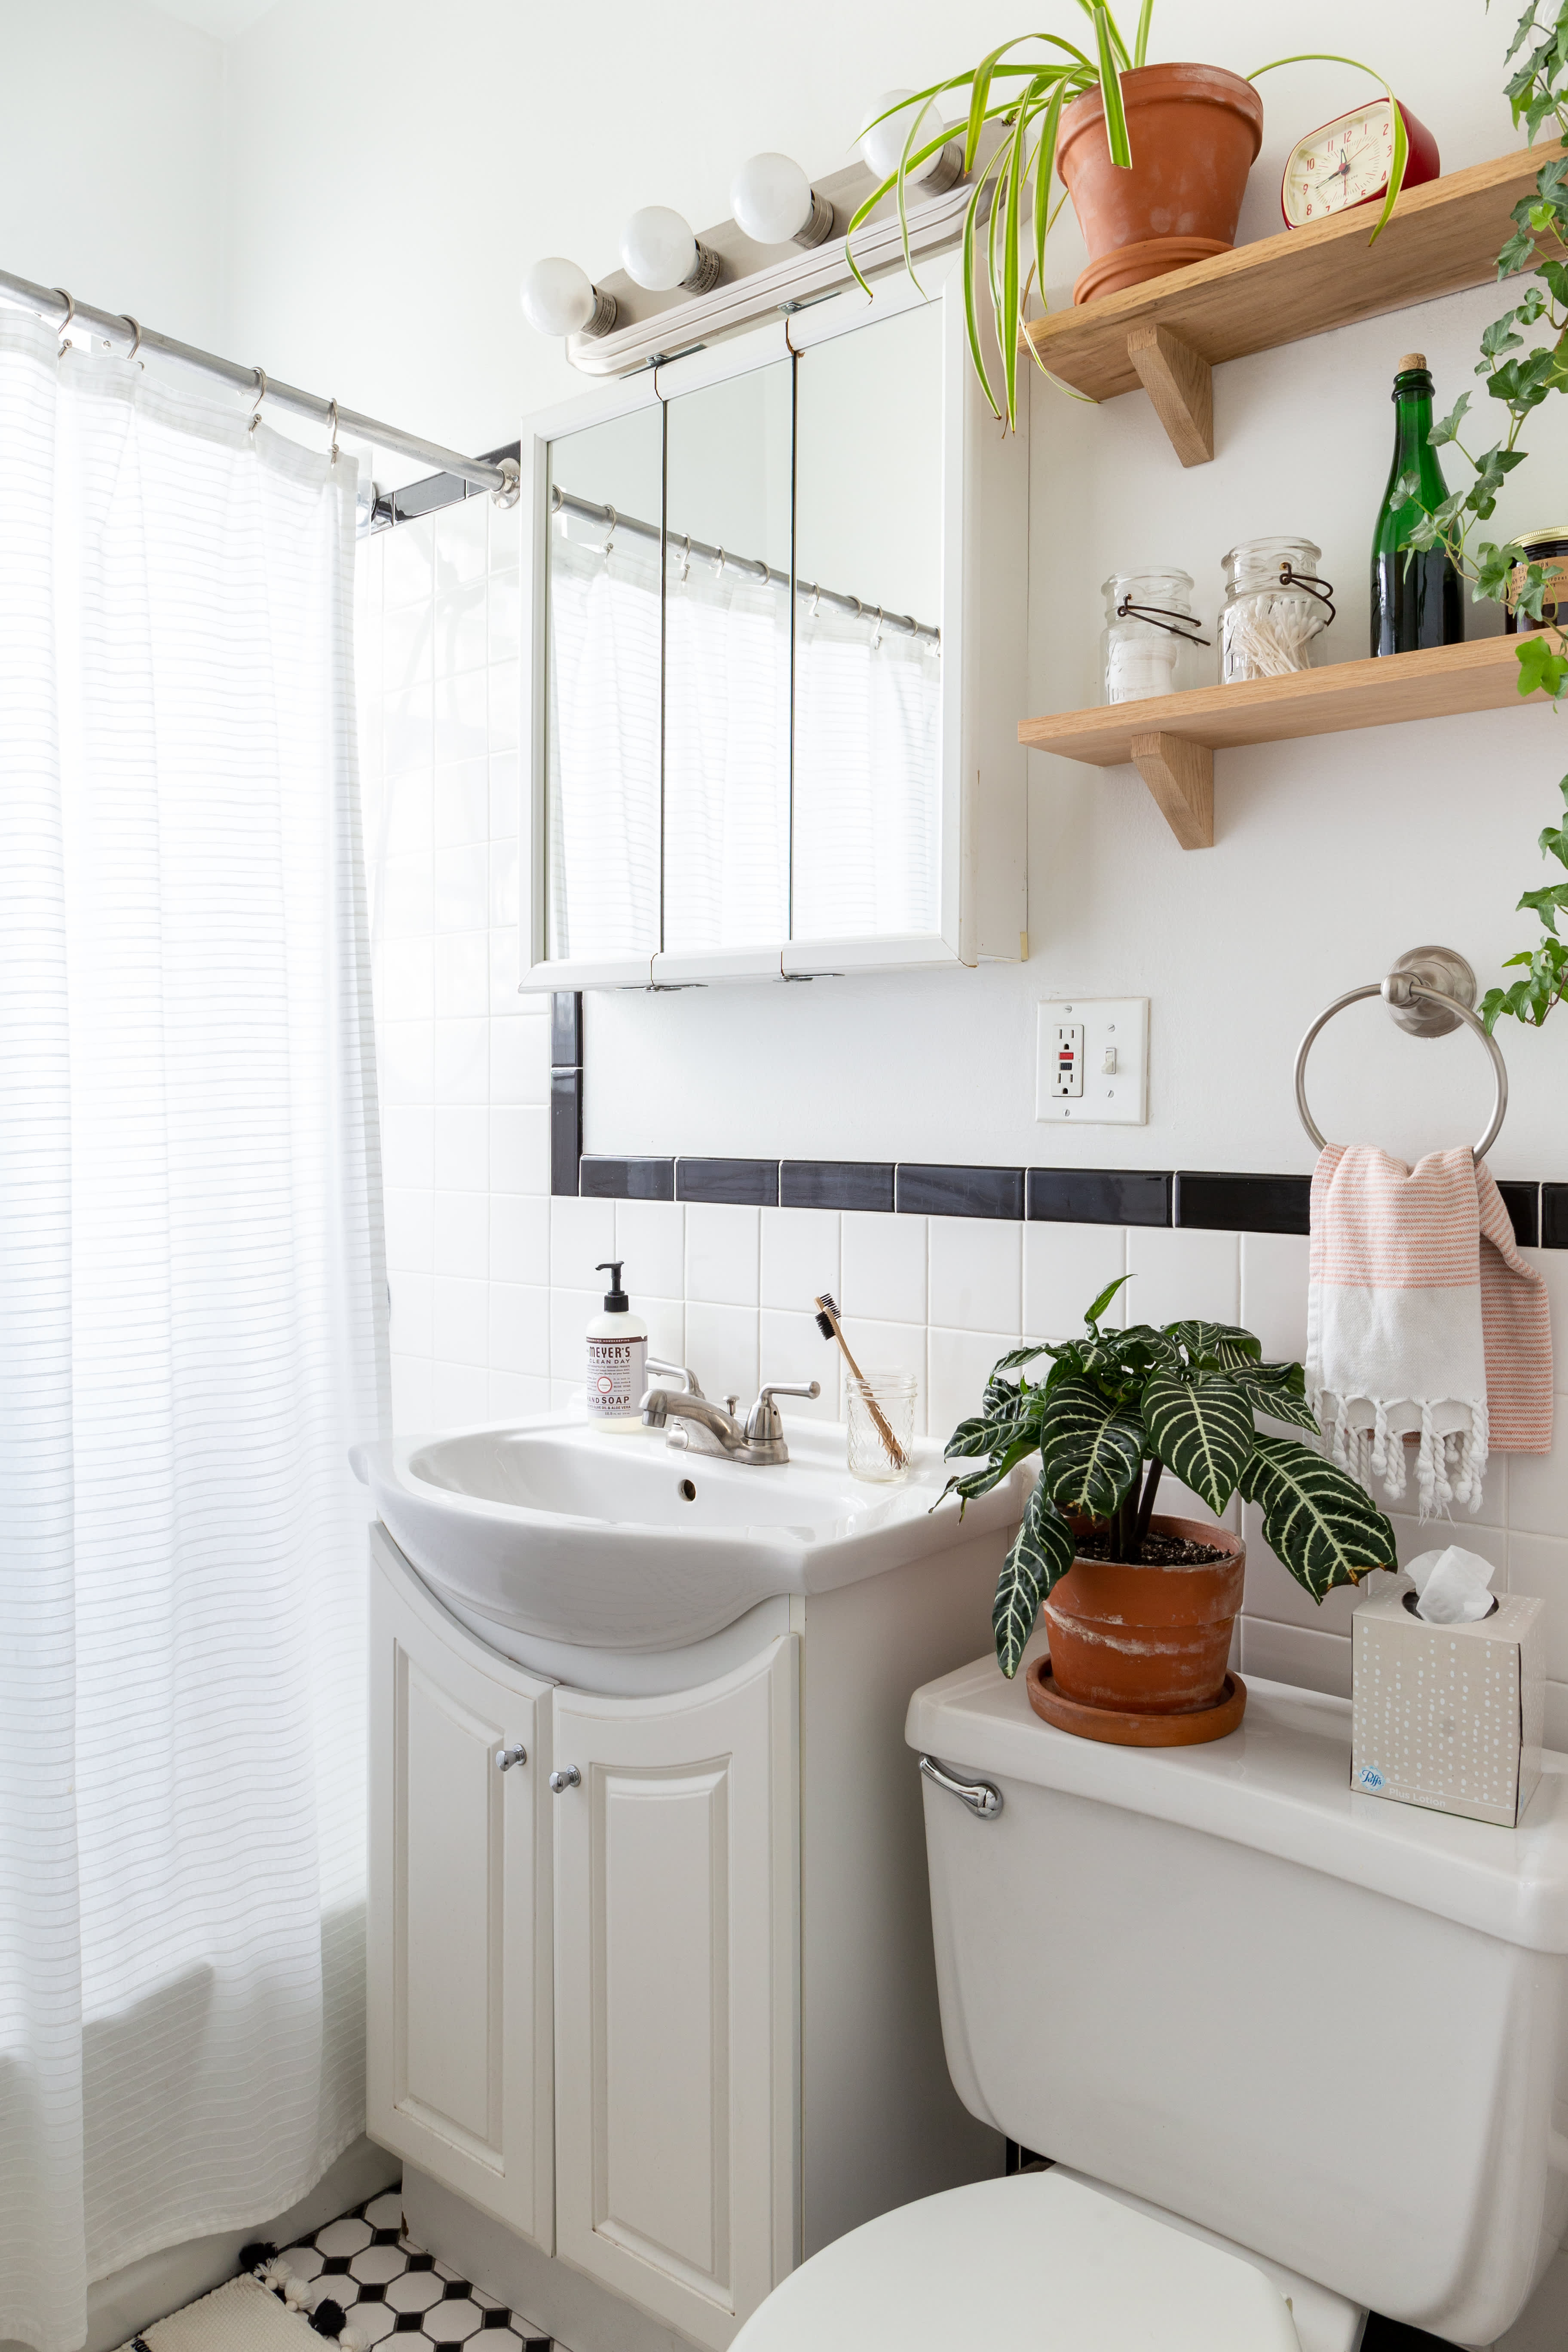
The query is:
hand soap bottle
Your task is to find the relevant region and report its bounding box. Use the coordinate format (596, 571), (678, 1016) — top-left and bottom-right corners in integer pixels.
(585, 1261), (648, 1432)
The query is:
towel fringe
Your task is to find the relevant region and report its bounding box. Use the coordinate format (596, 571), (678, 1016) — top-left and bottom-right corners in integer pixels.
(1312, 1386), (1487, 1522)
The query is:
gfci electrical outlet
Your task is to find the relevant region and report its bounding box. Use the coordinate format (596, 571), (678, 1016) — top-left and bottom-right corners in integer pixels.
(1035, 998), (1149, 1124)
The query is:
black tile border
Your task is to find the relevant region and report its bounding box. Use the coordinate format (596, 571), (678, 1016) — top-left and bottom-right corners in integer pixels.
(1028, 1168), (1172, 1227)
(549, 1071), (581, 1198)
(895, 1164), (1025, 1220)
(1176, 1172), (1311, 1237)
(1498, 1180), (1540, 1250)
(1545, 1184), (1568, 1249)
(676, 1157), (780, 1207)
(781, 1160), (896, 1213)
(580, 1155), (674, 1201)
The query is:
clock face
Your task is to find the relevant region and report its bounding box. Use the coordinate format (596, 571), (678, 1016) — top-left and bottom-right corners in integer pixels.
(1283, 100), (1397, 226)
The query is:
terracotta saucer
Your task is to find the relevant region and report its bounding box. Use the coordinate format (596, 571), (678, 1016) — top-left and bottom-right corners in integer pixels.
(1026, 1656), (1247, 1747)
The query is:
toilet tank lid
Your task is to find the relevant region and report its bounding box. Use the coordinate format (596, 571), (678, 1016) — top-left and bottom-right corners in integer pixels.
(906, 1663), (1568, 1953)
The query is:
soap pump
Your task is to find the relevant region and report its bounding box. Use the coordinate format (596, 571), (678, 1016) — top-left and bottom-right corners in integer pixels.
(585, 1261), (648, 1431)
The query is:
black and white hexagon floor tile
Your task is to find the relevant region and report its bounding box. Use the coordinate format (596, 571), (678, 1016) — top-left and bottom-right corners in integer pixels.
(253, 2190), (550, 2352)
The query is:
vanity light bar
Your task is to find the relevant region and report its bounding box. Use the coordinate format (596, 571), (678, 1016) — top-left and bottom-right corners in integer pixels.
(551, 486), (940, 649)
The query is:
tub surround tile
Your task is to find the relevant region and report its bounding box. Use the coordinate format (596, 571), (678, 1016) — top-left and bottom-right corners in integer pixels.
(382, 1106), (436, 1191)
(612, 1197), (685, 1299)
(677, 1157), (779, 1207)
(434, 756), (490, 848)
(1177, 1172), (1309, 1237)
(1027, 1167), (1171, 1227)
(433, 931), (489, 1020)
(686, 1202), (760, 1308)
(841, 1211), (928, 1326)
(781, 1159), (895, 1213)
(897, 1164), (1024, 1221)
(1023, 1221), (1128, 1339)
(390, 1273), (433, 1360)
(579, 1155), (675, 1201)
(380, 937), (435, 1022)
(385, 1187), (435, 1277)
(760, 1207), (840, 1314)
(928, 1218), (1023, 1336)
(489, 751), (520, 842)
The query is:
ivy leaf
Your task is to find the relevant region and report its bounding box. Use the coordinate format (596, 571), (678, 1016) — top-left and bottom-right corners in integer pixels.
(1167, 1320), (1262, 1371)
(1497, 224), (1539, 278)
(1465, 443), (1530, 518)
(1479, 312), (1526, 360)
(991, 1475), (1075, 1677)
(1142, 1372), (1255, 1514)
(1476, 540), (1517, 600)
(1238, 1434), (1397, 1601)
(1427, 391), (1472, 446)
(1037, 1377), (1145, 1517)
(1516, 633), (1568, 699)
(1519, 882), (1568, 934)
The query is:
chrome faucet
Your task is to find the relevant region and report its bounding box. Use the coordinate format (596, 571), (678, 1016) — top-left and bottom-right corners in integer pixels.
(641, 1378), (821, 1465)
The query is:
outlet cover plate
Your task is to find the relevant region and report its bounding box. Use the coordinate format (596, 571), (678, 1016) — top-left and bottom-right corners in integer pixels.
(1035, 997), (1148, 1124)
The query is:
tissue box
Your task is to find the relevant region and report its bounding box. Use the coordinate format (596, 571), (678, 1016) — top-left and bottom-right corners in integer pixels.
(1351, 1583), (1545, 1827)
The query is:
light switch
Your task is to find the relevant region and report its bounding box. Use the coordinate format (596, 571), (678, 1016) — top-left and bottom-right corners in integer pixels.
(1035, 998), (1149, 1124)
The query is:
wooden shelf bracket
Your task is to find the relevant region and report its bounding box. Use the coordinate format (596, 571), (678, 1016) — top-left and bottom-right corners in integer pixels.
(1130, 730), (1214, 849)
(1126, 324), (1214, 466)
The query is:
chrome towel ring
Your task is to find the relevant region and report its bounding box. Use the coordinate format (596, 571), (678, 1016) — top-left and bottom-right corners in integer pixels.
(1294, 944), (1509, 1162)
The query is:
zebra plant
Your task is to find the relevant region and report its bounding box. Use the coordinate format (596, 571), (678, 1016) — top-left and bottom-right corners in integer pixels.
(946, 1276), (1398, 1677)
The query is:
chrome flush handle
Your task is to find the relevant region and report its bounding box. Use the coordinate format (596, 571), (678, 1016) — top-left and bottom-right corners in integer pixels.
(918, 1754), (1003, 1818)
(495, 1743), (528, 1772)
(549, 1765), (582, 1794)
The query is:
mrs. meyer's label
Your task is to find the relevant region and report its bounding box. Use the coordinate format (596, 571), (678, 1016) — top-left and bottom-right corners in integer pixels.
(586, 1332), (647, 1419)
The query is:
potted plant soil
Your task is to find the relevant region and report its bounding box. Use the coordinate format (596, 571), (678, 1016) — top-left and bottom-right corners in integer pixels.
(945, 1276), (1397, 1746)
(850, 8), (1409, 428)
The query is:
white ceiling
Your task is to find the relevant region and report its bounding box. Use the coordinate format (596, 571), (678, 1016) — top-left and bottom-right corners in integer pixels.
(148, 0), (278, 37)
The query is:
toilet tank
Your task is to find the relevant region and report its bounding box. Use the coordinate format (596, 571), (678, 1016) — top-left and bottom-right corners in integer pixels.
(906, 1662), (1568, 2347)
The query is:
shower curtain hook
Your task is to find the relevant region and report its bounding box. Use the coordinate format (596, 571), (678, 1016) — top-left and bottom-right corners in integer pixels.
(809, 584), (821, 618)
(53, 289), (74, 355)
(248, 366), (267, 433)
(601, 502), (617, 558)
(327, 398), (340, 464)
(679, 533), (691, 584)
(717, 546), (727, 579)
(119, 315), (144, 367)
(872, 604), (884, 650)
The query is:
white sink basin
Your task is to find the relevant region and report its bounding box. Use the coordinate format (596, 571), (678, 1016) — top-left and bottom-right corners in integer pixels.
(354, 1411), (1029, 1651)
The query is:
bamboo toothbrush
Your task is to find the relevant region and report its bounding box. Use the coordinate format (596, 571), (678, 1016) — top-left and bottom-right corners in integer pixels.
(813, 1292), (908, 1470)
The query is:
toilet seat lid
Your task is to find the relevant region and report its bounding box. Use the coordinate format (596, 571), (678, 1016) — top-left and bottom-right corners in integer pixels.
(731, 2171), (1302, 2351)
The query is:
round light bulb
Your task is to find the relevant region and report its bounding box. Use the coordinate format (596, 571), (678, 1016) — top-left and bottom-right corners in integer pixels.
(859, 88), (949, 184)
(621, 205), (700, 291)
(731, 152), (814, 245)
(521, 257), (603, 338)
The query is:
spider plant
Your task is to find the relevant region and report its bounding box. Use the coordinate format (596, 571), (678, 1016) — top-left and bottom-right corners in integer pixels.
(848, 6), (1410, 428)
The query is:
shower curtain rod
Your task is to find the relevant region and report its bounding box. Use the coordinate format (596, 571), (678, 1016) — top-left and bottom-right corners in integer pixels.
(0, 265), (516, 501)
(552, 486), (941, 650)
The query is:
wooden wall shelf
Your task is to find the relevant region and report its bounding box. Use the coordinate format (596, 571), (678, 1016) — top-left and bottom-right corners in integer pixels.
(1018, 634), (1541, 849)
(1025, 141), (1564, 466)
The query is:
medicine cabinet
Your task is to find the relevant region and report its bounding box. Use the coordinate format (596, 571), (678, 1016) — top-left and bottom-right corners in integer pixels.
(518, 252), (1028, 990)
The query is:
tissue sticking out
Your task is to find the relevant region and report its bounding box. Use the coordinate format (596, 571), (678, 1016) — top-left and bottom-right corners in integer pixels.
(1404, 1545), (1498, 1624)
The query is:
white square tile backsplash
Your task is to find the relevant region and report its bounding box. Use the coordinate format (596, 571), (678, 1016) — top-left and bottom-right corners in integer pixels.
(359, 500), (1568, 1736)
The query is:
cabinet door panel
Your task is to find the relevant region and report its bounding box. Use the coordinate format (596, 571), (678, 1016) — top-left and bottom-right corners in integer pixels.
(368, 1534), (554, 2249)
(553, 1638), (797, 2349)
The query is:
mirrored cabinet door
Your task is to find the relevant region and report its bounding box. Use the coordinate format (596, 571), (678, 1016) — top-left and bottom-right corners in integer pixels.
(792, 300), (944, 946)
(663, 358), (792, 958)
(544, 402), (663, 965)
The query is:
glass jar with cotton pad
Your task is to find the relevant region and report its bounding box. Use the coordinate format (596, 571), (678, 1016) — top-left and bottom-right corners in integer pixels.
(1101, 567), (1207, 704)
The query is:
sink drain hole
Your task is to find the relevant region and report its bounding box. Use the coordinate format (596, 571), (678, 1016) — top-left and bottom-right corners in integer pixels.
(678, 1478), (697, 1503)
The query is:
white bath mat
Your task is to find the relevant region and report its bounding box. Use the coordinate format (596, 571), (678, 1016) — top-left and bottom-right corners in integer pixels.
(115, 2275), (318, 2352)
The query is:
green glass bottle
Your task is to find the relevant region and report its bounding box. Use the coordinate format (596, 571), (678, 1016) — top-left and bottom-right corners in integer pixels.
(1371, 352), (1463, 656)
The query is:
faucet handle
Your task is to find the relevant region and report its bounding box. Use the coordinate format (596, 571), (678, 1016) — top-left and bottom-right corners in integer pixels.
(646, 1354), (704, 1400)
(757, 1381), (821, 1404)
(745, 1379), (821, 1446)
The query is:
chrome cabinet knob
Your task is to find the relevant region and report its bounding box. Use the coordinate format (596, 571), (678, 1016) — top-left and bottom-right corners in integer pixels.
(495, 1743), (528, 1772)
(549, 1765), (582, 1794)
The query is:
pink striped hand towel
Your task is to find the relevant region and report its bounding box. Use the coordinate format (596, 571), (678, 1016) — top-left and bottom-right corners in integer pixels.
(1307, 1144), (1553, 1518)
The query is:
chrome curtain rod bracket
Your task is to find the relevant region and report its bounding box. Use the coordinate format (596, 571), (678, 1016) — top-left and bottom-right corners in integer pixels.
(1294, 945), (1509, 1162)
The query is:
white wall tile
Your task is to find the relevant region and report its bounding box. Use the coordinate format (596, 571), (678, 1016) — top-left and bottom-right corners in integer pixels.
(384, 1187), (434, 1275)
(434, 757), (490, 847)
(489, 752), (520, 842)
(489, 572), (520, 667)
(489, 1370), (550, 1420)
(432, 1359), (490, 1430)
(1125, 1225), (1240, 1330)
(435, 496), (488, 587)
(383, 601), (432, 686)
(1510, 1440), (1568, 1539)
(432, 1190), (487, 1279)
(490, 836), (520, 928)
(489, 1283), (549, 1376)
(489, 660), (520, 750)
(378, 1020), (433, 1105)
(760, 1207), (839, 1314)
(1239, 1617), (1352, 1701)
(380, 936), (435, 1023)
(490, 1193), (549, 1286)
(685, 1300), (760, 1406)
(434, 669), (487, 765)
(432, 1017), (487, 1104)
(489, 1106), (549, 1194)
(841, 1317), (927, 1433)
(381, 1105), (435, 1191)
(380, 850), (433, 937)
(433, 930), (488, 1020)
(550, 1286), (598, 1381)
(383, 684), (433, 775)
(1504, 1533), (1568, 1679)
(433, 582), (488, 677)
(391, 1354), (433, 1430)
(686, 1203), (760, 1308)
(551, 1194), (616, 1291)
(1023, 1221), (1127, 1339)
(1545, 1684), (1568, 1755)
(490, 928), (524, 1013)
(615, 1198), (685, 1300)
(1531, 1250), (1568, 1392)
(1240, 1502), (1387, 1637)
(841, 1211), (926, 1325)
(928, 1328), (1017, 1449)
(490, 1014), (549, 1106)
(390, 1272), (432, 1358)
(432, 842), (488, 931)
(759, 1308), (839, 1421)
(1387, 1512), (1508, 1590)
(432, 1105), (489, 1192)
(384, 769), (432, 855)
(640, 1295), (686, 1369)
(929, 1219), (1022, 1335)
(432, 1274), (487, 1366)
(1239, 1231), (1310, 1364)
(383, 513), (433, 607)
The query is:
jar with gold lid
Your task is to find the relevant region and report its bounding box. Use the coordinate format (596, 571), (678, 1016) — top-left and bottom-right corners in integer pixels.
(1504, 528), (1568, 635)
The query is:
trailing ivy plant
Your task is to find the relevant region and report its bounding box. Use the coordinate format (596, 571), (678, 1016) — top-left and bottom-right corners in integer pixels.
(1392, 6), (1568, 695)
(945, 1277), (1398, 1678)
(1481, 769), (1568, 1025)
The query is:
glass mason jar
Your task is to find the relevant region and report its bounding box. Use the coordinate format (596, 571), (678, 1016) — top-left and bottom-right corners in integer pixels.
(846, 1373), (918, 1484)
(1220, 537), (1334, 682)
(1102, 568), (1207, 704)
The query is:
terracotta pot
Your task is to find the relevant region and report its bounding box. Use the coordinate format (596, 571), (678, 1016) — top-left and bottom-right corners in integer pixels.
(1056, 62), (1265, 306)
(1043, 1514), (1245, 1714)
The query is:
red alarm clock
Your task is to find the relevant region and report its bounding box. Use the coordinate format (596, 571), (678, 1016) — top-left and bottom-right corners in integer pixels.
(1281, 99), (1440, 228)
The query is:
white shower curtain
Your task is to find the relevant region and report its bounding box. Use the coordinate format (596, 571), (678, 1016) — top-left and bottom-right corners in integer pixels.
(0, 310), (388, 2352)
